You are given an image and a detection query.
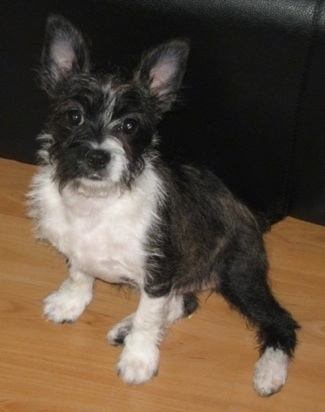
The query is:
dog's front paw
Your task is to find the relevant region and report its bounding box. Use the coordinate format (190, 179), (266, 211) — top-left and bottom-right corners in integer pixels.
(43, 286), (92, 323)
(116, 338), (159, 384)
(253, 348), (289, 396)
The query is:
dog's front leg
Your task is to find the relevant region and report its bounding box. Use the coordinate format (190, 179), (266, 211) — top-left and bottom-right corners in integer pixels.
(116, 292), (169, 384)
(43, 262), (94, 323)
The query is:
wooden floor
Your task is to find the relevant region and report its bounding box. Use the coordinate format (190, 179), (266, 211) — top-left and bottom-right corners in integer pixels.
(0, 157), (324, 412)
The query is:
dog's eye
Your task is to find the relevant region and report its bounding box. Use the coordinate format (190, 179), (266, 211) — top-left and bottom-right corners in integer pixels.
(122, 118), (139, 135)
(67, 110), (84, 126)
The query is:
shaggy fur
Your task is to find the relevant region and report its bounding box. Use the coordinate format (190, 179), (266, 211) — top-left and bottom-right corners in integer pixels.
(28, 14), (299, 396)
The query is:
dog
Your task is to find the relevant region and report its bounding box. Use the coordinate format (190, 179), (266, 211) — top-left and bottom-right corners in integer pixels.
(28, 14), (299, 396)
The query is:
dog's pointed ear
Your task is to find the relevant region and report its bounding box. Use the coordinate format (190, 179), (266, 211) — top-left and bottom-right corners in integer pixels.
(40, 14), (90, 96)
(134, 39), (190, 112)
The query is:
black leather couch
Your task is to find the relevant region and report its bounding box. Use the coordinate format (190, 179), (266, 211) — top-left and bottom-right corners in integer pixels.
(1, 0), (324, 225)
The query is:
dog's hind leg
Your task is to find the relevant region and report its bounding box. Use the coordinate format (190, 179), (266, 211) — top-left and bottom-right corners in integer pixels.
(107, 314), (134, 346)
(108, 292), (199, 348)
(217, 255), (299, 396)
(165, 292), (199, 324)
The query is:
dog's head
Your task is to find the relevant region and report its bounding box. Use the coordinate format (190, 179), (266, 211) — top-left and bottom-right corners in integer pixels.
(39, 15), (189, 197)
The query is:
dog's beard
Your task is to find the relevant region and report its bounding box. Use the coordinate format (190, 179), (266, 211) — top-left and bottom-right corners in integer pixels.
(51, 140), (132, 198)
(57, 165), (129, 199)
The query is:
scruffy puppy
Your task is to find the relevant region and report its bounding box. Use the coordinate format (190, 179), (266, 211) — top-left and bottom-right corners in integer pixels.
(28, 14), (299, 396)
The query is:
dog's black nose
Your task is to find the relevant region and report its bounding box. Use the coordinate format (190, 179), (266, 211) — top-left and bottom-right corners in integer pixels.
(85, 150), (110, 170)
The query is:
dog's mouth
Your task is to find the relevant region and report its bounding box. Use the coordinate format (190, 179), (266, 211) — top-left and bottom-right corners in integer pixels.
(73, 176), (112, 198)
(86, 171), (106, 181)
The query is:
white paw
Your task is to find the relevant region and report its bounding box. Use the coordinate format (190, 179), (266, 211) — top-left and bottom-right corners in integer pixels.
(116, 337), (159, 384)
(43, 285), (92, 323)
(254, 348), (289, 396)
(107, 314), (133, 346)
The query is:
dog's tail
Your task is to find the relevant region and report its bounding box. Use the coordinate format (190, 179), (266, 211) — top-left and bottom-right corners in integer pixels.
(253, 210), (285, 233)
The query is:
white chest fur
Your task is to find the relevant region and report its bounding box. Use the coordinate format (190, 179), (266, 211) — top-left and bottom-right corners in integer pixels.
(28, 166), (163, 287)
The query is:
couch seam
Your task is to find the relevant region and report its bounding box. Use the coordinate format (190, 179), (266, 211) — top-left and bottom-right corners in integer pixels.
(282, 0), (324, 216)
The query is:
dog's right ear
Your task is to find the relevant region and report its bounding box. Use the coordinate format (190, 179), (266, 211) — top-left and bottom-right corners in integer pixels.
(40, 14), (90, 96)
(134, 39), (189, 113)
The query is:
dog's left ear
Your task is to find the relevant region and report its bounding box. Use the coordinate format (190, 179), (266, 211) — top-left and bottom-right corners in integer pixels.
(134, 39), (190, 112)
(40, 14), (90, 96)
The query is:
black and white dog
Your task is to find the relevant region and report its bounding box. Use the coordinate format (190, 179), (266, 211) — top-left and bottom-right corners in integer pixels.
(28, 15), (299, 396)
